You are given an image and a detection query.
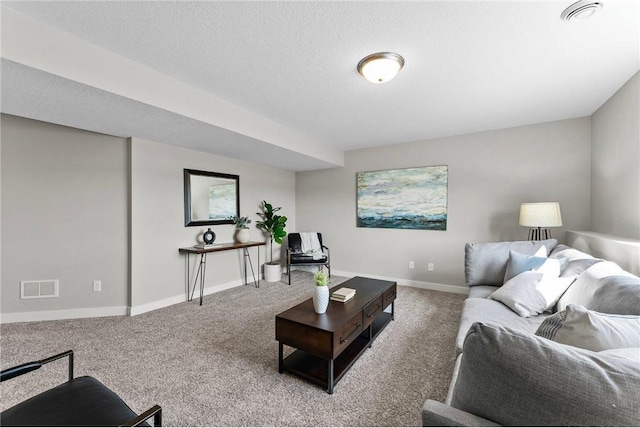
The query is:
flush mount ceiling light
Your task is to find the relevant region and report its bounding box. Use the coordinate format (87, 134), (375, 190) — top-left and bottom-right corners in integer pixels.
(357, 52), (404, 84)
(561, 0), (603, 21)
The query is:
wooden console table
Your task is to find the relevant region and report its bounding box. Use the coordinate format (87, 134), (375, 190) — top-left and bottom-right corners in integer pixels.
(275, 276), (396, 393)
(178, 241), (265, 305)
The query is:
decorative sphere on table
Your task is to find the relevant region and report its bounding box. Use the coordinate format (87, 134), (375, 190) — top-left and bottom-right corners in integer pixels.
(203, 228), (216, 244)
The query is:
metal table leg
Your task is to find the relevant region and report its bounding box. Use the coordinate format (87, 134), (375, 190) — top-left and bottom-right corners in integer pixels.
(278, 342), (284, 374)
(242, 247), (259, 288)
(188, 253), (207, 305)
(199, 253), (206, 306)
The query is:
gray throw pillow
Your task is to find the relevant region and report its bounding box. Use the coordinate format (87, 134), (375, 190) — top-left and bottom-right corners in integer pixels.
(590, 275), (640, 315)
(557, 261), (634, 311)
(549, 244), (603, 277)
(451, 323), (640, 426)
(465, 239), (557, 286)
(503, 249), (561, 283)
(535, 304), (640, 351)
(489, 271), (574, 317)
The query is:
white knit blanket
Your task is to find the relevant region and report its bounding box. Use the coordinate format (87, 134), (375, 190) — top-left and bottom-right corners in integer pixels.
(300, 232), (324, 260)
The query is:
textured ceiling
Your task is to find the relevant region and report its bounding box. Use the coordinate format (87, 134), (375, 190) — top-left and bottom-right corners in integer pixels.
(1, 1), (639, 170)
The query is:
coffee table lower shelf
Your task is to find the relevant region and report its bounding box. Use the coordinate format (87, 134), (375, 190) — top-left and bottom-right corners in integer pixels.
(279, 312), (393, 393)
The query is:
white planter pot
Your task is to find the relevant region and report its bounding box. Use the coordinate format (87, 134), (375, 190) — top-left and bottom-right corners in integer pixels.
(313, 285), (330, 314)
(264, 263), (282, 282)
(236, 228), (250, 243)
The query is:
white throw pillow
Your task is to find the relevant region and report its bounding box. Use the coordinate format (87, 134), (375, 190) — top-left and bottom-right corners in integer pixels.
(535, 304), (640, 351)
(490, 271), (574, 317)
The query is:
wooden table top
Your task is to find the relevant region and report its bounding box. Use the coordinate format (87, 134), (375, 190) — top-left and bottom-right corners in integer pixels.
(178, 240), (265, 254)
(275, 276), (396, 332)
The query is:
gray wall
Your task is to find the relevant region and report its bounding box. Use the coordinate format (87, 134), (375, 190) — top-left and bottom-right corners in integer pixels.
(296, 118), (592, 290)
(591, 71), (640, 239)
(1, 114), (129, 315)
(0, 116), (297, 319)
(130, 137), (296, 312)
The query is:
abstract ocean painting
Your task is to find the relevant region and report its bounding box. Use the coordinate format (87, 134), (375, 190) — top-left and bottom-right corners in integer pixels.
(357, 166), (448, 230)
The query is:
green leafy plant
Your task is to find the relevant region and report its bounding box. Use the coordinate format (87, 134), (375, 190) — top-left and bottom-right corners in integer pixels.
(314, 271), (329, 287)
(256, 200), (287, 264)
(229, 215), (251, 229)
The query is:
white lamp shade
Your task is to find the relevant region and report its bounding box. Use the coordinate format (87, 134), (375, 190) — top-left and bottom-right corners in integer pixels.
(357, 52), (404, 84)
(519, 202), (563, 227)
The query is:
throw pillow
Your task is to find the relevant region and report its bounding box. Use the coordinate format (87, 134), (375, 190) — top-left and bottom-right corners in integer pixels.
(451, 323), (640, 426)
(589, 275), (640, 315)
(503, 249), (560, 283)
(535, 304), (640, 351)
(557, 261), (636, 311)
(489, 271), (574, 317)
(549, 243), (603, 277)
(464, 239), (557, 286)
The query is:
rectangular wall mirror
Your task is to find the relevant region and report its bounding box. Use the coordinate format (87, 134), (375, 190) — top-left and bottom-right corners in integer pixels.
(184, 169), (240, 227)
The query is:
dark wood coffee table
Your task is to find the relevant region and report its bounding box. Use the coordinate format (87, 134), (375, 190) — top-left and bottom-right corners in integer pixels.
(275, 276), (397, 393)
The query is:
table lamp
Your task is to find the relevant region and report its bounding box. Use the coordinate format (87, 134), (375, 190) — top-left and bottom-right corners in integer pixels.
(519, 202), (562, 240)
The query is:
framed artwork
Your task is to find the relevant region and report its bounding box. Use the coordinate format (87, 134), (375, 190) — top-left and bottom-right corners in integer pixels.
(183, 169), (240, 227)
(356, 165), (448, 230)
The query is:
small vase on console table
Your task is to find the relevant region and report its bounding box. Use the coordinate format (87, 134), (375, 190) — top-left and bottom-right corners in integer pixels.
(236, 228), (250, 244)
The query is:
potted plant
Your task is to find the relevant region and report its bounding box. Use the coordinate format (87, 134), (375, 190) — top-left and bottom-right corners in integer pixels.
(230, 215), (251, 243)
(313, 271), (330, 314)
(256, 201), (287, 282)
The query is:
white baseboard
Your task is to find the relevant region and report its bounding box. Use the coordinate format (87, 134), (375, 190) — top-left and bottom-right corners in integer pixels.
(332, 270), (469, 295)
(128, 278), (245, 316)
(1, 279), (248, 323)
(0, 306), (128, 324)
(1, 273), (465, 324)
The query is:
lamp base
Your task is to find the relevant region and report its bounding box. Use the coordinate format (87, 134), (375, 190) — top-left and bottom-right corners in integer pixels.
(528, 227), (552, 241)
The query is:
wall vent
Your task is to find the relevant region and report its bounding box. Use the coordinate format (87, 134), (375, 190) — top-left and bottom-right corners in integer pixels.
(20, 280), (59, 299)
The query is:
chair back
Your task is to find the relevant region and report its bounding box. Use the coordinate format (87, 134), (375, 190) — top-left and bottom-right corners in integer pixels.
(287, 233), (323, 252)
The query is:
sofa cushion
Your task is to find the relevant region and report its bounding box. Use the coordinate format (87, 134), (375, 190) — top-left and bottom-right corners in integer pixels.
(599, 347), (640, 363)
(465, 239), (557, 286)
(455, 298), (546, 354)
(467, 285), (499, 299)
(557, 261), (639, 313)
(451, 323), (640, 426)
(489, 271), (574, 317)
(535, 304), (640, 351)
(503, 250), (560, 283)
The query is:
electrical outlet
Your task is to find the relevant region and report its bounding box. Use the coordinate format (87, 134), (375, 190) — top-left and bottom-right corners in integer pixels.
(92, 280), (102, 292)
(428, 263), (434, 272)
(409, 260), (415, 269)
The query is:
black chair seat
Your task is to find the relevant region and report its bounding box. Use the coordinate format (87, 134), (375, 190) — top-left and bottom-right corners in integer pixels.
(1, 376), (148, 427)
(289, 253), (328, 264)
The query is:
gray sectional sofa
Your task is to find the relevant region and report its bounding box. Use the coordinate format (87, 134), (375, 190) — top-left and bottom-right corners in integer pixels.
(422, 239), (640, 426)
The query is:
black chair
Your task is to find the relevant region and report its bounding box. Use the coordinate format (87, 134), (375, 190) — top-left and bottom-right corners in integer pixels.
(286, 232), (330, 285)
(0, 350), (162, 427)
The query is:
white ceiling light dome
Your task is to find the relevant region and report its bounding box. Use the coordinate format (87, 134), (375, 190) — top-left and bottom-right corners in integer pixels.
(561, 0), (603, 22)
(357, 52), (404, 84)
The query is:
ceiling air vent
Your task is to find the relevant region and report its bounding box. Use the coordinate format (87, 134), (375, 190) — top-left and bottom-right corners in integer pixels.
(561, 0), (603, 22)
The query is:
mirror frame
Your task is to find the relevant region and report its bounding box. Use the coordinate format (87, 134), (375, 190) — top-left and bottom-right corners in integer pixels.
(183, 169), (240, 227)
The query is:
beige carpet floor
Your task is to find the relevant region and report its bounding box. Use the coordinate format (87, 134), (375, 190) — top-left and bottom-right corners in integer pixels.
(0, 272), (465, 426)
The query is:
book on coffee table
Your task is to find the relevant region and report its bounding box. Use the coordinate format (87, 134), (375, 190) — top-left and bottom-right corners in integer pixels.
(331, 287), (356, 301)
(330, 294), (355, 303)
